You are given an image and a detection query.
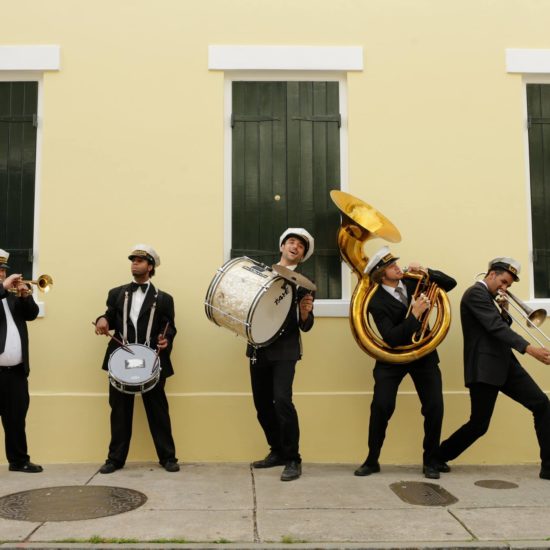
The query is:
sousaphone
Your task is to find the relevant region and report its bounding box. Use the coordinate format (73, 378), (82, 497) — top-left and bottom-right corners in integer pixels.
(331, 190), (451, 363)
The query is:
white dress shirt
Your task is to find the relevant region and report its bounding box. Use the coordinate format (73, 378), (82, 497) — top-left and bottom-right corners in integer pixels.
(0, 300), (23, 366)
(129, 282), (150, 329)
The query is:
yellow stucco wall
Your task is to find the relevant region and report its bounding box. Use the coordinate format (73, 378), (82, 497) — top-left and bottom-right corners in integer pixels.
(1, 0), (549, 466)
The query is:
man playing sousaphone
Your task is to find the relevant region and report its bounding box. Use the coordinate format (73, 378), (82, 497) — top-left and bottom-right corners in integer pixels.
(94, 244), (179, 474)
(355, 246), (456, 479)
(248, 228), (315, 482)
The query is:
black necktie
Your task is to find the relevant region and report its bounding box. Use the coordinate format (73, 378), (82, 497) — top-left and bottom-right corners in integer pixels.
(130, 282), (148, 293)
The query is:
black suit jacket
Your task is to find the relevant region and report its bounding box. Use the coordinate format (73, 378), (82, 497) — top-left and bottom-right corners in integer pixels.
(97, 283), (177, 377)
(0, 286), (39, 376)
(247, 285), (314, 361)
(368, 269), (457, 367)
(461, 281), (529, 387)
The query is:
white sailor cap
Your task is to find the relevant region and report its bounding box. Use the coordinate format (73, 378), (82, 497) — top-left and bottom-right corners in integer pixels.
(0, 249), (9, 269)
(488, 257), (520, 282)
(279, 228), (315, 263)
(128, 244), (161, 267)
(364, 245), (399, 275)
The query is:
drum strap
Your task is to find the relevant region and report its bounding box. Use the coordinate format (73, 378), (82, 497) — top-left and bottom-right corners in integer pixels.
(123, 291), (129, 344)
(122, 289), (158, 346)
(144, 299), (157, 347)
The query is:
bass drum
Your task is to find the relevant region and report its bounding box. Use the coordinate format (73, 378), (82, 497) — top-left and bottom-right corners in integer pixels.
(205, 257), (295, 347)
(108, 343), (160, 394)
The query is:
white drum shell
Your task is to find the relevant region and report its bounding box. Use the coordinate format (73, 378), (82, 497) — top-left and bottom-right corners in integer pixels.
(205, 257), (294, 346)
(108, 343), (160, 394)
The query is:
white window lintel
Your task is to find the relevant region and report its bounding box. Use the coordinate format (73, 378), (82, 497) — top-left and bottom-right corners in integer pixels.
(209, 45), (363, 71)
(0, 46), (60, 71)
(506, 48), (550, 74)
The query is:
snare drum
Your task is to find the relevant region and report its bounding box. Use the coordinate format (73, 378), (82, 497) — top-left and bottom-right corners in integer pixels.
(205, 257), (295, 347)
(108, 343), (160, 394)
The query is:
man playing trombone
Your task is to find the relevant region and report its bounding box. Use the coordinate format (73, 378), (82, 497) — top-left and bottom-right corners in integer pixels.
(438, 257), (550, 480)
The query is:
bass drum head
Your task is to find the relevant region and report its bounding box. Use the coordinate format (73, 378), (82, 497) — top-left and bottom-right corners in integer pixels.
(248, 277), (294, 346)
(108, 344), (159, 390)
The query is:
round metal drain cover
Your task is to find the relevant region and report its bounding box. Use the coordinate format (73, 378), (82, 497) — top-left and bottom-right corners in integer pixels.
(475, 479), (519, 489)
(0, 486), (147, 522)
(390, 481), (458, 506)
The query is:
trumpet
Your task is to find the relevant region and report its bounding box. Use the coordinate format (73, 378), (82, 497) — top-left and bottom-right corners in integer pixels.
(494, 288), (549, 347)
(7, 274), (53, 297)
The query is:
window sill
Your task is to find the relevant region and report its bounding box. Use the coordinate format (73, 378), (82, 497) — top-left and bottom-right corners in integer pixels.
(37, 301), (45, 318)
(314, 299), (350, 317)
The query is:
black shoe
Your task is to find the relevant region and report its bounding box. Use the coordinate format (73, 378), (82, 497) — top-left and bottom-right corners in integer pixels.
(436, 461), (451, 473)
(99, 462), (121, 474)
(281, 461), (301, 481)
(423, 464), (440, 479)
(252, 452), (285, 469)
(354, 462), (380, 477)
(9, 461), (43, 473)
(163, 460), (180, 472)
(540, 468), (550, 480)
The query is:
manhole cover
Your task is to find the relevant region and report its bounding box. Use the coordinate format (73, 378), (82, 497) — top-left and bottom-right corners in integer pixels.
(390, 481), (458, 506)
(0, 486), (147, 522)
(475, 479), (519, 489)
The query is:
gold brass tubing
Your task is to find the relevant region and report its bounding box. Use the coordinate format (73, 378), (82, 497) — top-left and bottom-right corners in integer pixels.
(413, 283), (439, 343)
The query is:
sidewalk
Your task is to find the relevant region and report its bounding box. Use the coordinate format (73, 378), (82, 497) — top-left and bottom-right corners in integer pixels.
(0, 463), (549, 549)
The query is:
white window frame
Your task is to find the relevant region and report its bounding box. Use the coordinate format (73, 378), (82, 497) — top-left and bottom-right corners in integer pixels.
(209, 45), (363, 317)
(507, 49), (550, 311)
(0, 45), (60, 317)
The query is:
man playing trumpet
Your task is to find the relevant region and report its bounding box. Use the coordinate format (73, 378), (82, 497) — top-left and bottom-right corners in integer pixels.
(355, 246), (456, 479)
(0, 249), (42, 473)
(438, 257), (550, 480)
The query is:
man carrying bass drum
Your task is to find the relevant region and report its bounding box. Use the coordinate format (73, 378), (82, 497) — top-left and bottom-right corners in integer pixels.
(248, 228), (315, 482)
(355, 246), (457, 480)
(94, 244), (179, 474)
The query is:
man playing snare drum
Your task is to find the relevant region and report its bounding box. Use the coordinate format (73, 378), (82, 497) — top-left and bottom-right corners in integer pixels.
(94, 245), (179, 473)
(248, 228), (315, 481)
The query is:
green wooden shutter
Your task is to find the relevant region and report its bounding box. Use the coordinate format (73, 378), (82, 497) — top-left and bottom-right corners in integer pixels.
(527, 84), (550, 297)
(232, 81), (341, 299)
(0, 82), (38, 279)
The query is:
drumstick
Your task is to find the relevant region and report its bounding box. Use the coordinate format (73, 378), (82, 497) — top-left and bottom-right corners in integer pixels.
(91, 322), (135, 355)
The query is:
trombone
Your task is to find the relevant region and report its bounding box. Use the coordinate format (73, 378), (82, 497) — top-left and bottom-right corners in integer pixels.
(7, 274), (53, 297)
(494, 288), (549, 348)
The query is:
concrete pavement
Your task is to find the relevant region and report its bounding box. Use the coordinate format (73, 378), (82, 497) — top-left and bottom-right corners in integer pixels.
(0, 462), (549, 549)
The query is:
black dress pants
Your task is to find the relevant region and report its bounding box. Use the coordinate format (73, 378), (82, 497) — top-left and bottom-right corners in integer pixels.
(250, 358), (300, 462)
(366, 360), (443, 467)
(107, 378), (177, 467)
(0, 364), (30, 465)
(439, 362), (550, 470)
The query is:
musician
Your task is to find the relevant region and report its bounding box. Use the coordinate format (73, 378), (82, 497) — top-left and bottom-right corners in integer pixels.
(355, 246), (456, 479)
(94, 245), (179, 473)
(438, 257), (550, 480)
(248, 228), (315, 482)
(0, 249), (42, 473)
